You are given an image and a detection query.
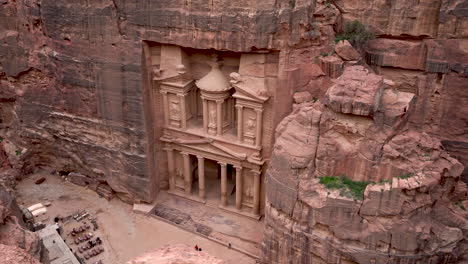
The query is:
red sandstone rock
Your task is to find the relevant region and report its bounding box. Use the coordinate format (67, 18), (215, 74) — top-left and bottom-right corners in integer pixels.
(337, 0), (445, 38)
(366, 39), (427, 70)
(318, 54), (344, 79)
(325, 66), (383, 116)
(293, 91), (313, 104)
(0, 244), (40, 264)
(264, 60), (467, 263)
(34, 177), (45, 185)
(334, 40), (360, 61)
(127, 244), (225, 264)
(0, 186), (43, 262)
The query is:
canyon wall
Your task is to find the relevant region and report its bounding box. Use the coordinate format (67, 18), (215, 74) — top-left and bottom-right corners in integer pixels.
(0, 185), (44, 264)
(0, 0), (340, 202)
(263, 65), (467, 263)
(336, 0), (468, 181)
(0, 1), (467, 263)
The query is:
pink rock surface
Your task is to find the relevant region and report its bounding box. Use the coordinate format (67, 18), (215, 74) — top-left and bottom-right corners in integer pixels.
(264, 59), (467, 263)
(334, 40), (360, 61)
(366, 39), (427, 70)
(127, 244), (226, 264)
(0, 244), (40, 264)
(0, 186), (43, 262)
(325, 65), (383, 116)
(319, 54), (344, 79)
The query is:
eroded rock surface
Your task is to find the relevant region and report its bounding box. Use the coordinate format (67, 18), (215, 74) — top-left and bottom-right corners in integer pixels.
(0, 186), (44, 263)
(264, 63), (468, 263)
(127, 244), (225, 264)
(0, 244), (40, 264)
(0, 0), (341, 203)
(337, 0), (468, 180)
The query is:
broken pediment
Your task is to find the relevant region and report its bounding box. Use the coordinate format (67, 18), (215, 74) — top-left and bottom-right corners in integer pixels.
(230, 73), (270, 103)
(165, 136), (247, 160)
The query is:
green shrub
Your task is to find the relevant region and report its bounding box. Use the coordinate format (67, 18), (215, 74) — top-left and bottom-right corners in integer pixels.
(334, 20), (374, 50)
(319, 176), (371, 200)
(379, 179), (391, 184)
(398, 173), (414, 179)
(455, 202), (466, 211)
(15, 150), (22, 156)
(321, 52), (329, 57)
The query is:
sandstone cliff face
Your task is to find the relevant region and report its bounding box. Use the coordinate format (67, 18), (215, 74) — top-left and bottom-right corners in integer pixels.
(0, 186), (44, 263)
(335, 0), (468, 181)
(0, 244), (41, 264)
(1, 0), (465, 203)
(263, 66), (468, 263)
(0, 0), (342, 202)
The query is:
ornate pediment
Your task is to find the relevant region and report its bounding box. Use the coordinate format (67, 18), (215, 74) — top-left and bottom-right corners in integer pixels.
(163, 136), (247, 160)
(230, 73), (270, 103)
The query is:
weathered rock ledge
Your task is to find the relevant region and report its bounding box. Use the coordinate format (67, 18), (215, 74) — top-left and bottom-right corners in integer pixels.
(263, 66), (468, 264)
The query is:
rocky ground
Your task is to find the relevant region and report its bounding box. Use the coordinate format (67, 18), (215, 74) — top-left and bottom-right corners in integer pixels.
(15, 172), (255, 264)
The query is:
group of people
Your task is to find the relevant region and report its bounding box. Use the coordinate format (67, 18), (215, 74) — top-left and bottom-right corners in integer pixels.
(194, 245), (203, 251)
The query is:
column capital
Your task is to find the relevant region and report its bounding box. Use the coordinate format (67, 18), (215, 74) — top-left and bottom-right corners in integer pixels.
(251, 170), (261, 175)
(234, 165), (243, 170)
(177, 93), (187, 98)
(160, 90), (168, 95)
(235, 105), (244, 110)
(163, 147), (174, 152)
(216, 99), (224, 104)
(196, 155), (205, 160)
(254, 108), (264, 113)
(180, 151), (190, 156)
(218, 162), (227, 167)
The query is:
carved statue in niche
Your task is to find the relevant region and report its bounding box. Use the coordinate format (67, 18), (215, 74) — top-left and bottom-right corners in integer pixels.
(176, 64), (186, 75)
(152, 65), (163, 81)
(175, 168), (184, 188)
(170, 101), (179, 118)
(229, 72), (243, 84)
(246, 115), (256, 131)
(245, 185), (254, 201)
(209, 108), (216, 127)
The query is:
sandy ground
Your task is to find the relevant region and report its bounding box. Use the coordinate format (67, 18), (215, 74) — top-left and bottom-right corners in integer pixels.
(156, 191), (263, 256)
(16, 172), (256, 264)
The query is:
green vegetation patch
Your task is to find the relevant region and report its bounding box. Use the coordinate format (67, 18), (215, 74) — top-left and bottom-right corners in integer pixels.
(455, 201), (466, 211)
(319, 176), (371, 200)
(334, 20), (375, 50)
(398, 173), (414, 179)
(15, 149), (22, 156)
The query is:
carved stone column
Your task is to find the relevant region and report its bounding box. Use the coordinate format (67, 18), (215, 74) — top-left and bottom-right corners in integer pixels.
(166, 148), (175, 191)
(197, 156), (205, 200)
(235, 166), (243, 210)
(161, 91), (169, 127)
(182, 152), (191, 195)
(202, 98), (208, 133)
(236, 105), (243, 142)
(252, 170), (261, 215)
(178, 94), (187, 129)
(219, 162), (227, 206)
(255, 109), (263, 147)
(216, 100), (223, 135)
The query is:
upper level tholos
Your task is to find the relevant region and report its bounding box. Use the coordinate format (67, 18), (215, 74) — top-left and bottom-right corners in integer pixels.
(149, 44), (278, 161)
